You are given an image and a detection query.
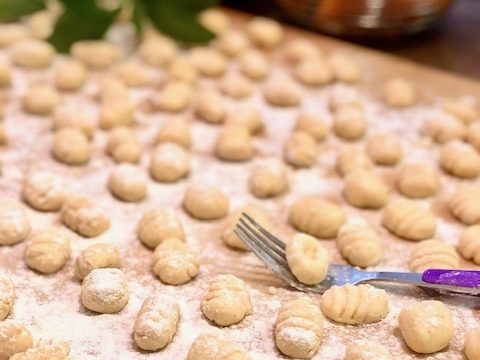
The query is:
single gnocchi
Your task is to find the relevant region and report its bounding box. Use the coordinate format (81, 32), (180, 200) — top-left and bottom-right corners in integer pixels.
(152, 81), (192, 112)
(98, 76), (129, 103)
(264, 76), (301, 107)
(424, 112), (466, 144)
(384, 78), (417, 107)
(329, 54), (360, 83)
(275, 297), (323, 359)
(183, 185), (229, 220)
(137, 208), (185, 249)
(53, 106), (95, 139)
(0, 276), (14, 320)
(0, 200), (31, 246)
(289, 196), (346, 239)
(138, 36), (177, 67)
(336, 146), (373, 176)
(168, 57), (197, 83)
(225, 105), (263, 135)
(398, 300), (453, 354)
(442, 99), (478, 124)
(149, 143), (190, 182)
(382, 199), (436, 241)
(52, 128), (91, 165)
(108, 164), (147, 202)
(114, 61), (150, 87)
(440, 140), (480, 179)
(54, 60), (87, 91)
(189, 47), (227, 77)
(202, 274), (252, 326)
(218, 30), (249, 57)
(194, 91), (226, 124)
(249, 159), (288, 198)
(155, 117), (191, 148)
(199, 9), (231, 35)
(284, 131), (317, 168)
(336, 223), (382, 268)
(465, 330), (480, 360)
(294, 113), (328, 142)
(283, 38), (322, 64)
(294, 58), (333, 86)
(396, 163), (440, 199)
(134, 295), (180, 351)
(345, 340), (392, 360)
(0, 321), (33, 360)
(333, 105), (367, 140)
(71, 40), (121, 70)
(343, 169), (388, 209)
(152, 238), (199, 285)
(187, 333), (249, 360)
(321, 284), (389, 325)
(11, 39), (54, 69)
(24, 227), (71, 274)
(23, 84), (60, 115)
(365, 133), (403, 166)
(99, 100), (134, 130)
(449, 185), (480, 225)
(106, 126), (142, 164)
(459, 225), (480, 265)
(246, 17), (283, 48)
(286, 233), (329, 285)
(409, 239), (459, 272)
(239, 49), (269, 80)
(61, 195), (110, 238)
(219, 72), (252, 99)
(75, 243), (122, 280)
(215, 125), (254, 162)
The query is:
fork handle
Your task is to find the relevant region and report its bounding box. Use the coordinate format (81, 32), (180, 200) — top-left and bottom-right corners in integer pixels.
(422, 269), (480, 288)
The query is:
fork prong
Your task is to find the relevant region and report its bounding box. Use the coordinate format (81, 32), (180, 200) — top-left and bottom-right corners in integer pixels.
(238, 217), (286, 260)
(242, 212), (286, 250)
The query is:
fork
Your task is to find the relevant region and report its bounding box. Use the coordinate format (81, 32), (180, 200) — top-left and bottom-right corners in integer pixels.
(233, 213), (480, 296)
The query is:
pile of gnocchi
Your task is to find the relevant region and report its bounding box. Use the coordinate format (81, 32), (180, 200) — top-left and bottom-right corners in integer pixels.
(0, 6), (479, 360)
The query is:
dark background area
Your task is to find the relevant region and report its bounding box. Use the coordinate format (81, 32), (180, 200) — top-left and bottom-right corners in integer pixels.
(224, 0), (480, 80)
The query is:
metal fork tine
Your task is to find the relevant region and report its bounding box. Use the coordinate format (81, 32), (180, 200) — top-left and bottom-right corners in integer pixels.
(238, 218), (286, 260)
(242, 213), (286, 250)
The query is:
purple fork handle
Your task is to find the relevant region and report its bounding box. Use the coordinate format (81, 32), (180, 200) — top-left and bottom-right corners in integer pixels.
(422, 269), (480, 288)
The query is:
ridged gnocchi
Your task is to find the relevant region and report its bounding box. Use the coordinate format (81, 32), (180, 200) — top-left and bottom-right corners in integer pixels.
(382, 199), (436, 241)
(149, 143), (190, 182)
(336, 146), (373, 177)
(283, 38), (321, 64)
(449, 185), (480, 225)
(440, 141), (480, 179)
(248, 159), (288, 198)
(202, 274), (251, 326)
(0, 276), (14, 320)
(286, 233), (329, 285)
(75, 243), (122, 280)
(152, 238), (199, 285)
(137, 208), (185, 249)
(187, 333), (249, 360)
(289, 196), (346, 238)
(134, 295), (180, 351)
(321, 284), (389, 325)
(465, 330), (480, 360)
(275, 297), (323, 359)
(183, 185), (229, 220)
(12, 39), (54, 69)
(343, 169), (388, 209)
(459, 225), (480, 264)
(215, 125), (254, 162)
(336, 223), (382, 267)
(284, 131), (317, 168)
(396, 163), (440, 198)
(61, 195), (110, 238)
(409, 239), (459, 272)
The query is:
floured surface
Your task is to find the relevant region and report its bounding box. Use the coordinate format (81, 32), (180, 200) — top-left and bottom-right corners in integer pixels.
(1, 8), (480, 360)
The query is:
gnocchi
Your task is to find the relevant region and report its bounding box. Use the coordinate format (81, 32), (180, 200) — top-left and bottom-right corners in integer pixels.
(336, 223), (382, 267)
(0, 276), (14, 320)
(202, 274), (251, 326)
(396, 163), (440, 198)
(333, 105), (367, 140)
(149, 143), (190, 182)
(329, 54), (360, 83)
(219, 72), (252, 99)
(61, 195), (110, 238)
(218, 30), (249, 57)
(336, 146), (373, 176)
(465, 330), (480, 360)
(155, 117), (191, 148)
(424, 112), (466, 144)
(225, 105), (263, 134)
(194, 90), (226, 124)
(294, 58), (333, 86)
(199, 9), (231, 35)
(152, 81), (192, 112)
(343, 169), (388, 209)
(467, 121), (480, 152)
(409, 239), (459, 272)
(114, 61), (150, 87)
(189, 47), (227, 77)
(75, 243), (122, 280)
(71, 40), (121, 70)
(106, 126), (141, 164)
(187, 333), (249, 360)
(137, 208), (185, 249)
(384, 78), (417, 107)
(0, 61), (12, 87)
(11, 39), (54, 69)
(138, 36), (177, 67)
(52, 128), (90, 165)
(215, 125), (254, 162)
(23, 84), (60, 115)
(53, 106), (95, 139)
(246, 17), (283, 48)
(284, 131), (317, 168)
(0, 200), (30, 245)
(264, 76), (301, 107)
(459, 225), (480, 264)
(283, 38), (321, 64)
(23, 170), (66, 212)
(440, 140), (480, 179)
(294, 113), (328, 142)
(0, 321), (33, 360)
(183, 185), (229, 220)
(443, 99), (478, 124)
(239, 49), (269, 80)
(168, 57), (197, 83)
(449, 185), (480, 225)
(9, 339), (70, 360)
(345, 340), (392, 360)
(99, 100), (134, 130)
(107, 164), (147, 202)
(54, 60), (87, 91)
(365, 133), (403, 166)
(249, 159), (288, 198)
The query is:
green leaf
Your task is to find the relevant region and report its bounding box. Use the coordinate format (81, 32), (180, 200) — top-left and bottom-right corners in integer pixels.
(140, 0), (218, 44)
(0, 0), (44, 22)
(132, 0), (145, 34)
(48, 0), (119, 53)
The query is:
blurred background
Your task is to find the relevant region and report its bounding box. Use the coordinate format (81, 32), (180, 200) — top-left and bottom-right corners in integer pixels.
(224, 0), (480, 79)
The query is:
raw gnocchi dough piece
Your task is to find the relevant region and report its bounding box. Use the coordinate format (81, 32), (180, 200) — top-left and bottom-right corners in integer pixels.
(168, 57), (197, 83)
(97, 76), (129, 103)
(440, 140), (480, 179)
(155, 117), (191, 148)
(11, 39), (54, 68)
(246, 17), (283, 48)
(365, 133), (403, 166)
(321, 284), (389, 325)
(198, 9), (231, 35)
(0, 321), (33, 360)
(0, 24), (29, 48)
(108, 164), (147, 202)
(26, 10), (55, 40)
(382, 199), (436, 241)
(134, 295), (180, 351)
(183, 185), (229, 220)
(106, 126), (141, 164)
(249, 159), (288, 198)
(286, 233), (329, 285)
(343, 169), (388, 209)
(344, 340), (392, 360)
(398, 300), (453, 354)
(336, 146), (373, 177)
(194, 90), (226, 124)
(152, 81), (192, 112)
(465, 330), (480, 360)
(189, 47), (227, 77)
(149, 143), (190, 182)
(396, 163), (440, 198)
(81, 268), (129, 314)
(61, 195), (110, 238)
(23, 84), (60, 115)
(99, 99), (134, 130)
(294, 58), (333, 86)
(409, 239), (459, 272)
(449, 185), (480, 225)
(284, 131), (317, 168)
(329, 86), (363, 111)
(152, 238), (199, 285)
(333, 105), (367, 140)
(0, 200), (31, 245)
(114, 61), (150, 87)
(264, 76), (301, 107)
(219, 72), (252, 99)
(187, 333), (249, 360)
(75, 243), (122, 280)
(22, 170), (66, 212)
(202, 274), (252, 326)
(215, 125), (254, 162)
(24, 227), (70, 274)
(9, 339), (70, 360)
(443, 99), (478, 124)
(52, 128), (90, 165)
(239, 49), (269, 80)
(71, 40), (121, 70)
(225, 105), (263, 135)
(384, 78), (417, 107)
(0, 276), (14, 320)
(275, 297), (323, 359)
(329, 54), (360, 83)
(294, 113), (328, 142)
(336, 223), (382, 267)
(424, 112), (466, 144)
(137, 208), (185, 249)
(459, 225), (480, 264)
(138, 36), (177, 67)
(284, 38), (322, 63)
(222, 206), (272, 250)
(54, 60), (87, 91)
(53, 106), (95, 139)
(289, 196), (346, 239)
(467, 121), (480, 152)
(218, 30), (250, 57)
(0, 61), (12, 87)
